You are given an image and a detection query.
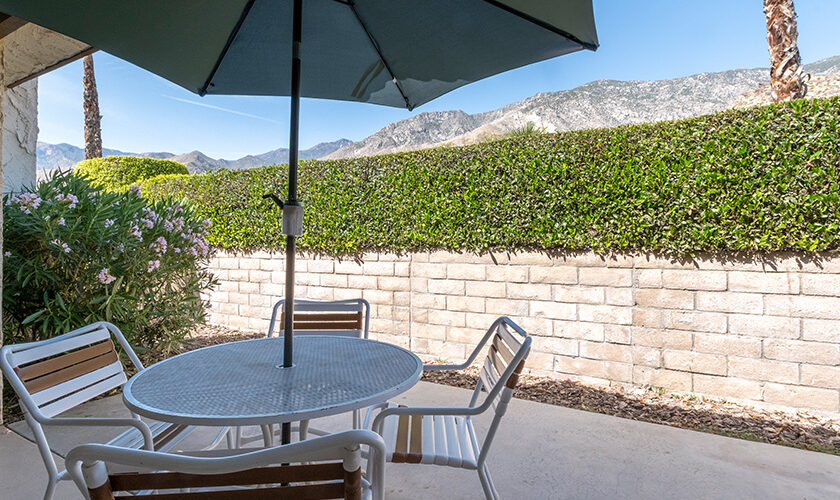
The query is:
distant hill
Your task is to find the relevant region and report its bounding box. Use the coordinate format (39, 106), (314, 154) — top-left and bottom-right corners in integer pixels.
(39, 55), (840, 173)
(36, 139), (353, 173)
(327, 55), (840, 159)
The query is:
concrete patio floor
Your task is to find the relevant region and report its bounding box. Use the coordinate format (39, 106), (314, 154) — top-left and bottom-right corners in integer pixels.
(3, 381), (840, 499)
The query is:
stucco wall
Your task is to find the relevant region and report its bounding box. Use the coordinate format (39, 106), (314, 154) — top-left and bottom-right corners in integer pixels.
(206, 250), (840, 414)
(0, 78), (37, 193)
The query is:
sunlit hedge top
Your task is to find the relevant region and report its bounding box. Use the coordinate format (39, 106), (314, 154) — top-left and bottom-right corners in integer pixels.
(76, 156), (188, 192)
(141, 98), (840, 256)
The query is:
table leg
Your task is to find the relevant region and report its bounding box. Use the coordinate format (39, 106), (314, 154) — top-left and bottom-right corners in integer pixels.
(261, 424), (274, 447)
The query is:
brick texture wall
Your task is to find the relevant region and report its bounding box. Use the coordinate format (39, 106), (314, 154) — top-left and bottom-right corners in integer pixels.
(206, 251), (840, 413)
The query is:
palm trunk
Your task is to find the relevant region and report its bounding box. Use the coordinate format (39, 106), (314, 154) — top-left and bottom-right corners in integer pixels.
(83, 54), (103, 159)
(763, 0), (807, 102)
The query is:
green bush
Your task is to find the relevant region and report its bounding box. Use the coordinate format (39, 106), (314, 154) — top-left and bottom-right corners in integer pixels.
(75, 156), (188, 192)
(3, 172), (216, 351)
(142, 97), (840, 256)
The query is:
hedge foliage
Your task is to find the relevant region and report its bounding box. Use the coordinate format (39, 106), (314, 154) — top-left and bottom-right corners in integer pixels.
(76, 156), (188, 192)
(141, 98), (840, 256)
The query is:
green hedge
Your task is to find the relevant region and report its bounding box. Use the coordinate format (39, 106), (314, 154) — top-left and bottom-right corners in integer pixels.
(141, 98), (840, 256)
(76, 156), (188, 192)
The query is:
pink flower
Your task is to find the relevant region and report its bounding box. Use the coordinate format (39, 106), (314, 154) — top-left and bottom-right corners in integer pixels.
(50, 239), (71, 253)
(147, 260), (161, 272)
(129, 222), (143, 240)
(56, 217), (65, 226)
(11, 192), (42, 214)
(151, 236), (167, 254)
(54, 193), (78, 209)
(202, 219), (212, 228)
(97, 268), (117, 285)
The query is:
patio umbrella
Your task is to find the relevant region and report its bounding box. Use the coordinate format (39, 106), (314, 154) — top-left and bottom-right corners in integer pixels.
(0, 0), (598, 443)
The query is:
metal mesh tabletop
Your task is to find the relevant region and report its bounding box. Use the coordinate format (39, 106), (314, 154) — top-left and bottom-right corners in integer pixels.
(123, 336), (422, 426)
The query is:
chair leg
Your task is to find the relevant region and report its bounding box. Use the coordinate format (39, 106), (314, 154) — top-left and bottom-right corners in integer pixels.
(225, 428), (235, 449)
(478, 463), (498, 500)
(43, 478), (57, 500)
(260, 424), (274, 447)
(299, 419), (309, 441)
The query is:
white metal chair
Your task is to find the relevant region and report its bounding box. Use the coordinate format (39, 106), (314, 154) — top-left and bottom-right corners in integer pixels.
(367, 316), (531, 500)
(0, 321), (228, 500)
(66, 429), (386, 500)
(233, 298), (371, 446)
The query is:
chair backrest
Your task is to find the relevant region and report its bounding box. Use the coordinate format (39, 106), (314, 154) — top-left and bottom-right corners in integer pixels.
(470, 317), (531, 414)
(268, 298), (370, 339)
(67, 430), (386, 500)
(0, 322), (141, 420)
(467, 317), (531, 466)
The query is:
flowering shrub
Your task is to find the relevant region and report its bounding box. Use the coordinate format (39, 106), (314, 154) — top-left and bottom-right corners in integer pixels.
(3, 172), (216, 351)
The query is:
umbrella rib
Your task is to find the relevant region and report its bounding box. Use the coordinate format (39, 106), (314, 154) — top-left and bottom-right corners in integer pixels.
(198, 0), (257, 96)
(343, 1), (413, 110)
(480, 0), (598, 51)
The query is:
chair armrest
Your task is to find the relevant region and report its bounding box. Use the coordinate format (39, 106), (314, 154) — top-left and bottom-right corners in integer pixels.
(371, 405), (480, 434)
(41, 417), (155, 450)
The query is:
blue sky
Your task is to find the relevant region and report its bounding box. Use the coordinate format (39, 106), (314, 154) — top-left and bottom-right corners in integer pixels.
(37, 0), (840, 160)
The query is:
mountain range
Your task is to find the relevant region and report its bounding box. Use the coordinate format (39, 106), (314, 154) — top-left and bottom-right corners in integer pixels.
(36, 139), (353, 173)
(326, 55), (840, 159)
(37, 55), (840, 171)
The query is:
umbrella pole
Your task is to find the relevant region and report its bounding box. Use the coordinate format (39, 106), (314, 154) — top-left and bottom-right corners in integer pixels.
(281, 0), (303, 446)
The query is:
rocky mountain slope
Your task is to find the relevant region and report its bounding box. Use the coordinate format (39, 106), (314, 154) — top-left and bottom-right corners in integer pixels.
(39, 55), (840, 171)
(328, 56), (840, 159)
(36, 138), (352, 173)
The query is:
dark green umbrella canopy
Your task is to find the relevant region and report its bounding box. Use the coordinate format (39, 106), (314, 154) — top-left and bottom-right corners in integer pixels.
(0, 0), (598, 109)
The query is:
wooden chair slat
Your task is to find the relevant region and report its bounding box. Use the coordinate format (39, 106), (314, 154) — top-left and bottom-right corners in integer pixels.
(111, 482), (346, 499)
(16, 340), (115, 382)
(281, 312), (363, 331)
(344, 466), (362, 500)
(30, 361), (123, 406)
(25, 347), (119, 394)
(495, 323), (522, 355)
(292, 321), (363, 330)
(39, 372), (126, 418)
(152, 424), (189, 451)
(109, 462), (345, 491)
(393, 413), (411, 461)
(487, 345), (508, 376)
(293, 312), (362, 322)
(293, 302), (364, 312)
(491, 335), (515, 366)
(11, 328), (111, 366)
(505, 360), (526, 389)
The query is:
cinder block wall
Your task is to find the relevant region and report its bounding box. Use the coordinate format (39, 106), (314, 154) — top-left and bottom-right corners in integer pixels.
(206, 251), (840, 413)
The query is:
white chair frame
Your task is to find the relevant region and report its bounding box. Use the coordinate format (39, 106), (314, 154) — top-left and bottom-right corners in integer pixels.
(0, 321), (228, 500)
(368, 316), (531, 500)
(66, 429), (387, 500)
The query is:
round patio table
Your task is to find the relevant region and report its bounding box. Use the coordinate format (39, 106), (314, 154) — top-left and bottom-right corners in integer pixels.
(123, 336), (422, 427)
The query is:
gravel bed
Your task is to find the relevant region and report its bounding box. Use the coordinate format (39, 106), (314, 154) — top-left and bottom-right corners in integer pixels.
(5, 325), (840, 456)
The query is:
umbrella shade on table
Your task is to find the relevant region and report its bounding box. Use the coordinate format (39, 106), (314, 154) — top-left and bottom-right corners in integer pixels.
(0, 0), (598, 109)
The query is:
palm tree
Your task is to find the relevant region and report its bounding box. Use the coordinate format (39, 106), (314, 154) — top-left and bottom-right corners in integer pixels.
(83, 54), (102, 159)
(763, 0), (807, 102)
